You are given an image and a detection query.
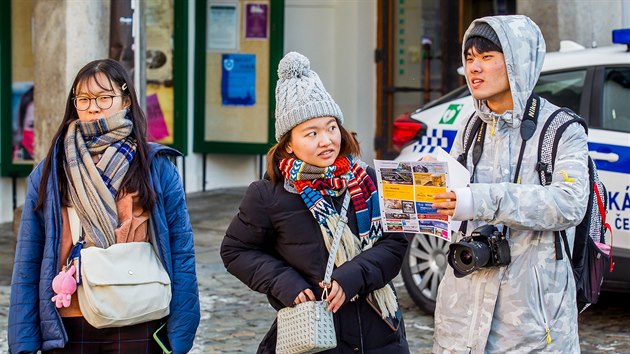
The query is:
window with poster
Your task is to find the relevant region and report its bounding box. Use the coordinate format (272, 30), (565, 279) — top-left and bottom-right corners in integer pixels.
(109, 0), (188, 154)
(0, 0), (188, 178)
(193, 0), (284, 155)
(0, 0), (36, 177)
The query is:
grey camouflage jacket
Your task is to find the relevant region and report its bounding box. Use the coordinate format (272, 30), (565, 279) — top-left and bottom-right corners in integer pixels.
(433, 15), (589, 354)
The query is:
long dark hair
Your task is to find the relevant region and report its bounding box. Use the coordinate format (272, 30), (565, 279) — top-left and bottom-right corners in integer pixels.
(265, 122), (361, 184)
(35, 59), (155, 211)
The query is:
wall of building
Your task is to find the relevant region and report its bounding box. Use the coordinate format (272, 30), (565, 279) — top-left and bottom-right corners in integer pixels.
(283, 0), (377, 165)
(518, 0), (625, 51)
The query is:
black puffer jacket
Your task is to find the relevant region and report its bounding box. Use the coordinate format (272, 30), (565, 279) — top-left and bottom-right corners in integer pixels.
(221, 168), (409, 354)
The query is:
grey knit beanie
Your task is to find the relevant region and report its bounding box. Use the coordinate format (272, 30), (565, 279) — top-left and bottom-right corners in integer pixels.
(274, 52), (343, 141)
(468, 22), (502, 50)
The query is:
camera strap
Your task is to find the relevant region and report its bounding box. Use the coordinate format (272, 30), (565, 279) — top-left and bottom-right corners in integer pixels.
(461, 94), (541, 236)
(514, 93), (540, 183)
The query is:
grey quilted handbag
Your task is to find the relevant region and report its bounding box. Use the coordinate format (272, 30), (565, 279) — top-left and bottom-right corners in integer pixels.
(275, 193), (350, 354)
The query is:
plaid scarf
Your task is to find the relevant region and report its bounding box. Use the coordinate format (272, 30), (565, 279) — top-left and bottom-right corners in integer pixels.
(280, 156), (400, 324)
(63, 110), (137, 248)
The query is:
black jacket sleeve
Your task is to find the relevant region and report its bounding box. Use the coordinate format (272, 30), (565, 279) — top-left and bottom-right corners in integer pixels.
(221, 181), (310, 308)
(332, 232), (407, 301)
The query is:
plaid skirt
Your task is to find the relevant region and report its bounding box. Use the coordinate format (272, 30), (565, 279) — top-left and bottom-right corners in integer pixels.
(42, 317), (168, 354)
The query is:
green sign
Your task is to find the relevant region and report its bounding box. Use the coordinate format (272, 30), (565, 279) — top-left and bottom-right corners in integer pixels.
(439, 104), (463, 125)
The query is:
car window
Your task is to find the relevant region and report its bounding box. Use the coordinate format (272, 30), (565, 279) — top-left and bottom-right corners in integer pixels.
(534, 70), (586, 114)
(602, 67), (630, 133)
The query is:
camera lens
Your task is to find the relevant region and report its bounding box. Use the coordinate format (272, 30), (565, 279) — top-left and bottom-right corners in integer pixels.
(460, 250), (473, 265)
(447, 241), (491, 278)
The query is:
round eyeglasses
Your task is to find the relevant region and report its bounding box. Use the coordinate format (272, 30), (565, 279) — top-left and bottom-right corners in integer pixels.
(73, 95), (123, 111)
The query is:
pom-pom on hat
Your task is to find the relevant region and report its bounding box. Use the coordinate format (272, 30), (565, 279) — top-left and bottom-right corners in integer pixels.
(274, 52), (343, 141)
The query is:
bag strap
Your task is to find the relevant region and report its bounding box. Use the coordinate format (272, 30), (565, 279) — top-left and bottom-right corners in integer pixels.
(67, 207), (84, 244)
(594, 182), (615, 271)
(321, 192), (351, 295)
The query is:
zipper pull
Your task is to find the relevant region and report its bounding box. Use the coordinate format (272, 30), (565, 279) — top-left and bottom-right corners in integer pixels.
(545, 323), (552, 345)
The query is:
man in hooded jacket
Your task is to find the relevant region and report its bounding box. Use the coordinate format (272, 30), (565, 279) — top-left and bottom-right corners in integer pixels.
(431, 15), (589, 353)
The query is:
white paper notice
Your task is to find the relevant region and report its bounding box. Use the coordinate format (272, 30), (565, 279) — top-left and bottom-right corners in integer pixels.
(207, 2), (240, 52)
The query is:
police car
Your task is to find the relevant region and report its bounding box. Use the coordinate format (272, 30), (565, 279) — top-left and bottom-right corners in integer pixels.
(395, 29), (630, 314)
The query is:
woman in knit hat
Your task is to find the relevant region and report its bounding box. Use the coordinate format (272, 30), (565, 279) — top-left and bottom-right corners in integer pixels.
(8, 59), (199, 354)
(221, 52), (409, 353)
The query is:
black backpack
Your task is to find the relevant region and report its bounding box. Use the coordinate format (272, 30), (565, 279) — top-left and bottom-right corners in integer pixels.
(457, 97), (613, 313)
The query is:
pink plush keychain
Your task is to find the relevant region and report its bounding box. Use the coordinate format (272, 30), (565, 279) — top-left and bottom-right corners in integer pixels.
(51, 265), (77, 308)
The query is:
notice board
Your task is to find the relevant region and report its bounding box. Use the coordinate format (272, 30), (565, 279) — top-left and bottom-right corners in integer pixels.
(194, 0), (284, 155)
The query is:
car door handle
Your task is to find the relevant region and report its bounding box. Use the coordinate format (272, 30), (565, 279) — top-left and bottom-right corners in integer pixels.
(589, 151), (619, 162)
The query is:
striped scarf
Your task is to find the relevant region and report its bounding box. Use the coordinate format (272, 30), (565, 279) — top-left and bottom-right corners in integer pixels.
(280, 155), (399, 323)
(63, 110), (137, 248)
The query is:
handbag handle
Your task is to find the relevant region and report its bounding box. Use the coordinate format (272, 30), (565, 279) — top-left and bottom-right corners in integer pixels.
(321, 192), (351, 297)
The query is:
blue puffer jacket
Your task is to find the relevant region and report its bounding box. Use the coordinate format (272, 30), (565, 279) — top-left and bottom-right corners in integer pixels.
(8, 142), (200, 354)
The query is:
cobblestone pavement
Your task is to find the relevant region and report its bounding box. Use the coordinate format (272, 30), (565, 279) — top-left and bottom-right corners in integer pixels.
(1, 188), (630, 353)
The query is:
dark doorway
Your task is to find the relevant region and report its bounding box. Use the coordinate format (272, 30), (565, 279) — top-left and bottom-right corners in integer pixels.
(375, 0), (515, 159)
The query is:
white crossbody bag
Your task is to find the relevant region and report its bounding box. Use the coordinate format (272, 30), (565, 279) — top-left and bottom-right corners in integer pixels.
(275, 192), (350, 354)
(68, 207), (172, 329)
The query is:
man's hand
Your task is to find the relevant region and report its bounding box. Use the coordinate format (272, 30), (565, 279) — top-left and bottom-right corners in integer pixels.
(432, 191), (457, 216)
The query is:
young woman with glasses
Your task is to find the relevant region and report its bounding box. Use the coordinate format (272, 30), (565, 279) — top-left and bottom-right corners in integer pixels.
(8, 59), (200, 354)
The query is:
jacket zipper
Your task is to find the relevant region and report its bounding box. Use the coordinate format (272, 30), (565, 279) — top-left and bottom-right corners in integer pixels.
(52, 182), (69, 344)
(533, 267), (552, 345)
(356, 303), (364, 353)
(466, 276), (483, 350)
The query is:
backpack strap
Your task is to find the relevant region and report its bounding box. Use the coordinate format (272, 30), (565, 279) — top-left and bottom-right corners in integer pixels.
(457, 112), (483, 171)
(536, 108), (588, 260)
(536, 109), (588, 186)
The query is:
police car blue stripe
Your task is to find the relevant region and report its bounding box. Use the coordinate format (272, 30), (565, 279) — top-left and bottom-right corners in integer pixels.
(442, 130), (458, 152)
(588, 142), (630, 174)
(410, 129), (459, 154)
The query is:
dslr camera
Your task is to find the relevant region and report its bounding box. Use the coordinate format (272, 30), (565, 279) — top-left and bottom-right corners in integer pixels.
(447, 225), (511, 278)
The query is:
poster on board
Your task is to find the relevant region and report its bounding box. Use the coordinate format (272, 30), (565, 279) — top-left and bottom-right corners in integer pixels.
(221, 53), (256, 106)
(207, 2), (240, 52)
(244, 2), (268, 40)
